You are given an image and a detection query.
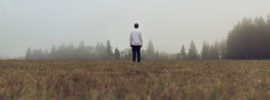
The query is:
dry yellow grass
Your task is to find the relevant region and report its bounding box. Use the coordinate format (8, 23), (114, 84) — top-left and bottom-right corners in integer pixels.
(0, 60), (270, 100)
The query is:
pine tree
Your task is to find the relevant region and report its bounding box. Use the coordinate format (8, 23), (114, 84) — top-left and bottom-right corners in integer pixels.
(25, 47), (32, 60)
(201, 42), (209, 59)
(146, 40), (155, 59)
(187, 40), (198, 60)
(114, 48), (120, 59)
(155, 51), (160, 60)
(106, 40), (113, 59)
(95, 42), (106, 59)
(180, 45), (186, 60)
(210, 42), (219, 59)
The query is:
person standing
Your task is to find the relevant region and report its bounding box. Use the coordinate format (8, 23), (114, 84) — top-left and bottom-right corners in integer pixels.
(129, 23), (143, 63)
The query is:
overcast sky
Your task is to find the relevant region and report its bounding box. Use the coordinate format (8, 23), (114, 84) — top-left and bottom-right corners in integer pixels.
(0, 0), (270, 57)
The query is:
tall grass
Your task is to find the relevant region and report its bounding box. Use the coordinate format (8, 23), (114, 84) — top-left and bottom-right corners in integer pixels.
(0, 60), (269, 100)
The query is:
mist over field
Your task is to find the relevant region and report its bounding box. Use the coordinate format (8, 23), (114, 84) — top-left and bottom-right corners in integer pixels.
(2, 1), (270, 99)
(1, 0), (270, 58)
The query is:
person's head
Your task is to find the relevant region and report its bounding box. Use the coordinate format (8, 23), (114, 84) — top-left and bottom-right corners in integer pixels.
(134, 23), (139, 29)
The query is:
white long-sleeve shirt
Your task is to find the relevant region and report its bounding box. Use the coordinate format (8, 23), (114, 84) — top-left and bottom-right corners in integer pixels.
(129, 28), (143, 46)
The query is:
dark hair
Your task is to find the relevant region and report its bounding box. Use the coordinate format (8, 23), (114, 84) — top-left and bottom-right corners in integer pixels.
(134, 23), (139, 28)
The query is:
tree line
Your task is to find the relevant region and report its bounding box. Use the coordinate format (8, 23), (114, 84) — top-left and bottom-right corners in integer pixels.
(25, 40), (168, 60)
(25, 39), (226, 60)
(26, 40), (120, 60)
(25, 16), (270, 60)
(177, 16), (270, 60)
(176, 40), (226, 60)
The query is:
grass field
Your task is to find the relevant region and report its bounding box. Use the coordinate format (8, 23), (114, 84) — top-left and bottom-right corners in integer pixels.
(0, 60), (270, 100)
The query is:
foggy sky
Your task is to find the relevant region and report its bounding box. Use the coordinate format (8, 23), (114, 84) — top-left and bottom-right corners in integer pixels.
(1, 0), (270, 57)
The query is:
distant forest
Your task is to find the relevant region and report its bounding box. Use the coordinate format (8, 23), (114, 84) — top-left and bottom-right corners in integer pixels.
(25, 16), (270, 60)
(227, 16), (270, 59)
(25, 39), (225, 60)
(25, 40), (172, 60)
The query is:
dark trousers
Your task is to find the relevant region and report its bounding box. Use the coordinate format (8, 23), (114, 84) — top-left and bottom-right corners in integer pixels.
(131, 45), (141, 63)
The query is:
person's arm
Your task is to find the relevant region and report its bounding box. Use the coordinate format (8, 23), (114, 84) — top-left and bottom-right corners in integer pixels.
(139, 32), (143, 48)
(129, 33), (132, 47)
